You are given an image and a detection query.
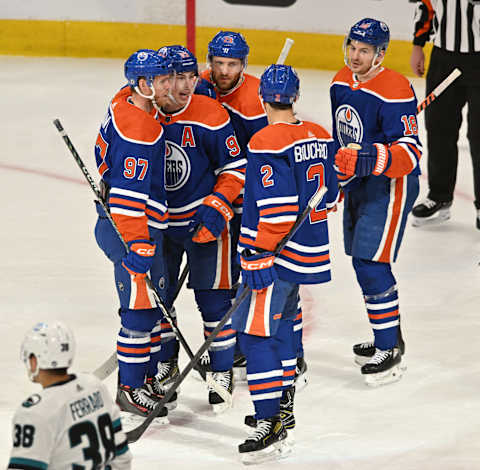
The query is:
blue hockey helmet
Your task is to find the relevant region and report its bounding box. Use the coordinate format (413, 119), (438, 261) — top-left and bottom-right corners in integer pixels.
(208, 31), (250, 62)
(124, 49), (172, 88)
(157, 45), (198, 75)
(347, 18), (390, 53)
(259, 64), (300, 105)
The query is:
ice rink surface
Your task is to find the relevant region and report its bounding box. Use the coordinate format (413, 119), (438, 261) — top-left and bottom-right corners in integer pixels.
(1, 57), (479, 469)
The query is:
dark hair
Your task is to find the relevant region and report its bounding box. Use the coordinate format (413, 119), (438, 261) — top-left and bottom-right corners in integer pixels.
(266, 102), (293, 111)
(48, 368), (69, 376)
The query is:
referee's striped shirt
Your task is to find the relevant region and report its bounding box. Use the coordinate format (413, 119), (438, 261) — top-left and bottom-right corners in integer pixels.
(413, 0), (480, 52)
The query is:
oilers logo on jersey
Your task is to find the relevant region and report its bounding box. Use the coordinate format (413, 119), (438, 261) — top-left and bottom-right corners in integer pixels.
(335, 104), (363, 147)
(165, 140), (192, 191)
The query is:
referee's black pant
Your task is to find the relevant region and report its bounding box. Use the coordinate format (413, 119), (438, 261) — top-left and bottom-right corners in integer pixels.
(425, 46), (480, 209)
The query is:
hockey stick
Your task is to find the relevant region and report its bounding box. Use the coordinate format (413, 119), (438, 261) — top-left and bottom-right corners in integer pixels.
(277, 38), (294, 65)
(416, 68), (461, 114)
(126, 185), (328, 443)
(92, 262), (190, 381)
(53, 119), (224, 397)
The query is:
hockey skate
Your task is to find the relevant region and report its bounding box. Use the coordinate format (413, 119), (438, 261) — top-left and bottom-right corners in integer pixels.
(239, 415), (291, 465)
(361, 347), (405, 387)
(233, 352), (247, 382)
(411, 198), (452, 227)
(116, 384), (168, 423)
(353, 329), (406, 366)
(155, 357), (180, 391)
(144, 376), (178, 411)
(245, 386), (296, 443)
(294, 356), (308, 391)
(208, 369), (234, 413)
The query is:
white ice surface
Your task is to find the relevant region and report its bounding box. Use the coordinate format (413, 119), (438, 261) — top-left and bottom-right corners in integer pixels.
(1, 57), (479, 469)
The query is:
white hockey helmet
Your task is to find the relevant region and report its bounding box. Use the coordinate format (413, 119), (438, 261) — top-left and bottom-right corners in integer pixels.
(21, 321), (75, 380)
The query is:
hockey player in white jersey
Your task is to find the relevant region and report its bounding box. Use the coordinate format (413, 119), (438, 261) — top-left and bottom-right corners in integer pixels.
(8, 321), (132, 470)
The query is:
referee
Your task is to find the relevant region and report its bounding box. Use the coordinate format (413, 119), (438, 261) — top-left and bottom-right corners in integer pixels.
(410, 0), (480, 229)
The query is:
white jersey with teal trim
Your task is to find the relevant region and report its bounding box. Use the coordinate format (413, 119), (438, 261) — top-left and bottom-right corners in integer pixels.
(8, 373), (131, 470)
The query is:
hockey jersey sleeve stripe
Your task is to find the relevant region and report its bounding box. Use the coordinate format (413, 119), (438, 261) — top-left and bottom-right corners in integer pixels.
(168, 197), (204, 213)
(257, 195), (298, 207)
(147, 199), (168, 213)
(109, 197), (146, 210)
(280, 248), (330, 264)
(110, 187), (149, 200)
(259, 205), (299, 217)
(384, 142), (420, 178)
(275, 257), (331, 274)
(145, 208), (168, 222)
(168, 209), (196, 220)
(8, 458), (48, 470)
(216, 158), (248, 172)
(286, 240), (330, 253)
(110, 207), (145, 217)
(259, 215), (297, 224)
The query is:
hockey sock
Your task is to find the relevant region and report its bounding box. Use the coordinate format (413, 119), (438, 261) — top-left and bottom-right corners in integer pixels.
(147, 321), (162, 377)
(195, 289), (236, 371)
(293, 296), (304, 358)
(274, 318), (297, 390)
(238, 332), (282, 419)
(352, 258), (399, 350)
(117, 327), (150, 389)
(156, 308), (179, 363)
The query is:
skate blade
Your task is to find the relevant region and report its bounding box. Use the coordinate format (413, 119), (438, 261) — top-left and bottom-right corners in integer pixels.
(364, 363), (404, 388)
(354, 355), (372, 367)
(120, 411), (169, 432)
(241, 439), (292, 465)
(294, 372), (308, 392)
(233, 366), (247, 382)
(412, 211), (450, 227)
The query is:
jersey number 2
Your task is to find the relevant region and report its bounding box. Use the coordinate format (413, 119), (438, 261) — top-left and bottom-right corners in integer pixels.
(306, 163), (327, 224)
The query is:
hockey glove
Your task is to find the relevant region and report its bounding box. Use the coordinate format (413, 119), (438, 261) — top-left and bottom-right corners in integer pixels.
(194, 78), (217, 99)
(335, 143), (391, 177)
(122, 239), (156, 275)
(240, 250), (278, 291)
(192, 192), (234, 243)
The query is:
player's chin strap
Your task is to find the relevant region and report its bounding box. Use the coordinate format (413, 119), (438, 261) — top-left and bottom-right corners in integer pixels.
(343, 38), (385, 77)
(134, 83), (162, 113)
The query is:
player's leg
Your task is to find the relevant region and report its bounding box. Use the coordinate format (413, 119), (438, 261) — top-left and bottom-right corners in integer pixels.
(292, 296), (308, 391)
(194, 289), (236, 412)
(466, 81), (480, 228)
(233, 280), (296, 464)
(150, 234), (183, 393)
(187, 226), (236, 411)
(413, 48), (466, 225)
(94, 211), (168, 419)
(351, 258), (405, 387)
(143, 231), (178, 410)
(349, 175), (418, 386)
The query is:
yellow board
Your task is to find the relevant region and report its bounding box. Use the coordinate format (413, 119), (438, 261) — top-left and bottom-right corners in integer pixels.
(0, 19), (432, 76)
